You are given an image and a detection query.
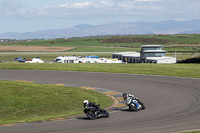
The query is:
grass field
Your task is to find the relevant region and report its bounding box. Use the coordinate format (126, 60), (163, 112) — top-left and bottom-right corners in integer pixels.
(1, 34), (200, 52)
(0, 63), (199, 78)
(0, 80), (113, 125)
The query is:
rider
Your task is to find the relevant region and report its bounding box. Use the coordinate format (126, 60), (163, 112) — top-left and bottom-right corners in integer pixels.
(83, 100), (101, 114)
(122, 93), (143, 110)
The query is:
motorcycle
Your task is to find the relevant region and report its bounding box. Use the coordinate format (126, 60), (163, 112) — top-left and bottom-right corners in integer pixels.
(84, 106), (109, 120)
(128, 99), (145, 111)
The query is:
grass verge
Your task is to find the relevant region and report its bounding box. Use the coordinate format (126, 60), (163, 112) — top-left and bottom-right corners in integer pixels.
(0, 63), (200, 78)
(182, 131), (200, 133)
(0, 80), (113, 125)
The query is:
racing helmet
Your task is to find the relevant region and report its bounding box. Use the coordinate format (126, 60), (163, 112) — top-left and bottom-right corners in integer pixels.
(122, 93), (127, 100)
(83, 100), (89, 105)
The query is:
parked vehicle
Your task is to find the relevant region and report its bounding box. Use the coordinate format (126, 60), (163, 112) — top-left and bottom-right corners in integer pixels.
(54, 56), (77, 63)
(14, 57), (22, 61)
(25, 58), (44, 63)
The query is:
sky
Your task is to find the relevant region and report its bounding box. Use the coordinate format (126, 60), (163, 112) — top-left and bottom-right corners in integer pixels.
(0, 0), (199, 33)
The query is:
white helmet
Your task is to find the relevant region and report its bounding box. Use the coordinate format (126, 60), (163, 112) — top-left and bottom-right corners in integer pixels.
(83, 100), (89, 105)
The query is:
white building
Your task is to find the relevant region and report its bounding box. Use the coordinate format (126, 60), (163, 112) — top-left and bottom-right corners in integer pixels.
(112, 45), (176, 64)
(146, 56), (177, 63)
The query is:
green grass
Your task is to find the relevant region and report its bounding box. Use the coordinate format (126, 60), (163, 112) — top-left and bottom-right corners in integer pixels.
(135, 34), (200, 44)
(182, 131), (200, 133)
(68, 47), (139, 52)
(1, 34), (200, 50)
(0, 63), (199, 78)
(164, 47), (200, 52)
(0, 80), (113, 125)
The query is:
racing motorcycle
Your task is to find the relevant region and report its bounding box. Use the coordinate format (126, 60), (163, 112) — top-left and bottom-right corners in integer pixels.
(84, 106), (109, 120)
(128, 99), (145, 111)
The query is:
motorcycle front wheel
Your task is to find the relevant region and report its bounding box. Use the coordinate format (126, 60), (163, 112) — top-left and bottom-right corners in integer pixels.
(86, 110), (96, 120)
(102, 109), (109, 118)
(141, 104), (145, 110)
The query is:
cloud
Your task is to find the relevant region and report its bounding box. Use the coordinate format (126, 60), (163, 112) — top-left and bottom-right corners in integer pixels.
(60, 2), (92, 8)
(0, 0), (22, 16)
(14, 1), (161, 18)
(135, 0), (162, 2)
(0, 0), (199, 22)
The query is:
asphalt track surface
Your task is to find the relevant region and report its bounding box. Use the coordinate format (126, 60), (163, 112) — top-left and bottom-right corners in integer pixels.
(0, 69), (200, 133)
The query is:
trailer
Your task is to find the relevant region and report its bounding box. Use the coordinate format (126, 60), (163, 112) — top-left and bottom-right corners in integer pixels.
(54, 56), (78, 63)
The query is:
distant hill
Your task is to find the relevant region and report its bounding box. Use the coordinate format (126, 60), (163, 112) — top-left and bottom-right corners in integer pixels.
(0, 19), (200, 39)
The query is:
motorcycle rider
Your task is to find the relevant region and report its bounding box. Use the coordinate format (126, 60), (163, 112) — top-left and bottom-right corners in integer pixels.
(122, 93), (144, 110)
(83, 100), (102, 116)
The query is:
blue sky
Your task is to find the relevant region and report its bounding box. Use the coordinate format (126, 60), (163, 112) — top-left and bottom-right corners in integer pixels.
(0, 0), (199, 33)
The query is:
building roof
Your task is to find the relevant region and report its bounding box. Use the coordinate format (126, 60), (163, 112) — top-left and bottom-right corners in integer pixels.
(122, 52), (140, 57)
(112, 52), (137, 55)
(143, 50), (166, 53)
(141, 45), (162, 48)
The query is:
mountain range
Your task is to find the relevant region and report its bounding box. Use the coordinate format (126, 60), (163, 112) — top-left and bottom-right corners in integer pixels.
(0, 19), (200, 39)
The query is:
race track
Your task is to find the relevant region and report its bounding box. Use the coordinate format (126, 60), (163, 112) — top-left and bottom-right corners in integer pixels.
(0, 69), (200, 133)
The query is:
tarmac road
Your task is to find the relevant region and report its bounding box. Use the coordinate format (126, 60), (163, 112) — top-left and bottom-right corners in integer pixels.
(0, 69), (200, 133)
